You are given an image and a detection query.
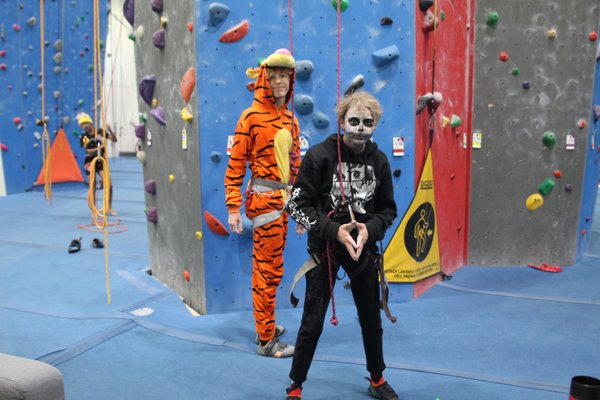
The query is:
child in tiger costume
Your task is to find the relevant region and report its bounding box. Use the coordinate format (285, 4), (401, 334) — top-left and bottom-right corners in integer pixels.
(224, 48), (302, 358)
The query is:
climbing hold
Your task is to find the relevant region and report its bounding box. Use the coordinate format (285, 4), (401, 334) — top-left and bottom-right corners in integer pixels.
(294, 94), (314, 115)
(77, 99), (85, 108)
(499, 51), (509, 62)
(593, 105), (600, 121)
(160, 16), (168, 28)
(422, 10), (438, 33)
(139, 113), (148, 123)
(380, 17), (393, 26)
(450, 114), (462, 128)
(511, 67), (520, 76)
(441, 115), (450, 128)
(207, 2), (230, 27)
(145, 179), (156, 194)
(53, 66), (61, 74)
(546, 28), (557, 40)
(54, 40), (63, 51)
(53, 90), (61, 99)
(53, 52), (63, 64)
(22, 91), (28, 97)
(182, 270), (190, 282)
(13, 117), (22, 125)
(542, 131), (556, 147)
(538, 178), (556, 196)
(0, 143), (8, 152)
(139, 74), (157, 106)
(331, 0), (349, 12)
(187, 22), (194, 32)
(344, 74), (365, 96)
(393, 169), (401, 178)
(565, 184), (573, 192)
(136, 149), (147, 164)
(123, 0), (135, 26)
(180, 67), (196, 103)
(295, 60), (314, 81)
(152, 29), (165, 49)
(312, 112), (330, 130)
(0, 50), (5, 57)
(440, 10), (445, 21)
(13, 24), (20, 32)
(210, 151), (222, 163)
(134, 25), (144, 41)
(181, 106), (193, 122)
(195, 231), (203, 240)
(204, 210), (230, 236)
(525, 194), (543, 211)
(150, 106), (166, 126)
(578, 119), (586, 129)
(63, 116), (70, 125)
(553, 170), (563, 179)
(150, 0), (163, 13)
(135, 124), (146, 139)
(486, 12), (499, 28)
(146, 207), (158, 224)
(0, 64), (7, 71)
(26, 17), (37, 27)
(522, 81), (531, 90)
(169, 174), (175, 183)
(589, 31), (598, 42)
(218, 20), (249, 43)
(418, 0), (434, 12)
(372, 45), (399, 68)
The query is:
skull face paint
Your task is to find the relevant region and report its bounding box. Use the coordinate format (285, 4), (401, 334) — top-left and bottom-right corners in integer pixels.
(341, 103), (377, 152)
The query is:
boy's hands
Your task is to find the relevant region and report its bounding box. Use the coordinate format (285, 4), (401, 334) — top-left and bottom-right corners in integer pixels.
(337, 221), (368, 261)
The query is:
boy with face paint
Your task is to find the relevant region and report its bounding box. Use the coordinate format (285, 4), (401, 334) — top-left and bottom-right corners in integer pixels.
(285, 91), (399, 399)
(224, 49), (302, 358)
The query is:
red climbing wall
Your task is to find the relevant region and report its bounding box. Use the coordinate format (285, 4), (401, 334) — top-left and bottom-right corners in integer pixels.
(413, 1), (475, 297)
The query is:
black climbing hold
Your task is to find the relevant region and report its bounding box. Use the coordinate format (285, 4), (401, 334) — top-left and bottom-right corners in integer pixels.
(419, 0), (434, 12)
(393, 169), (401, 178)
(380, 16), (393, 26)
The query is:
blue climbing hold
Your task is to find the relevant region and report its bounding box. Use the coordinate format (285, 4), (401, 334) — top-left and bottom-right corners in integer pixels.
(210, 151), (222, 163)
(295, 60), (314, 81)
(312, 112), (330, 130)
(294, 94), (314, 115)
(208, 3), (230, 27)
(372, 45), (399, 68)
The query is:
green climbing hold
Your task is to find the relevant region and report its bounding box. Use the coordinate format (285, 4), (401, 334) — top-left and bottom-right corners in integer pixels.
(450, 114), (462, 128)
(139, 113), (148, 123)
(128, 32), (136, 42)
(511, 67), (520, 76)
(331, 0), (349, 12)
(542, 131), (556, 146)
(73, 130), (80, 137)
(257, 57), (265, 66)
(440, 10), (445, 21)
(99, 40), (104, 49)
(88, 64), (93, 73)
(486, 12), (499, 28)
(77, 99), (84, 107)
(538, 178), (556, 196)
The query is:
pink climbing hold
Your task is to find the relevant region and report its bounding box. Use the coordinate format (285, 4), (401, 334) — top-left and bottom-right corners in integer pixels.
(13, 24), (20, 32)
(13, 117), (22, 125)
(219, 20), (249, 43)
(0, 143), (8, 152)
(0, 50), (6, 57)
(0, 64), (6, 71)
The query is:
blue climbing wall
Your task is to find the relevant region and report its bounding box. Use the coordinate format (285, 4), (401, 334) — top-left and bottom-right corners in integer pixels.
(197, 0), (416, 313)
(0, 0), (107, 193)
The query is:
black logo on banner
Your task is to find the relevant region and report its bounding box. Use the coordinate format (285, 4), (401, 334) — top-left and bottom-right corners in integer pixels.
(404, 202), (435, 262)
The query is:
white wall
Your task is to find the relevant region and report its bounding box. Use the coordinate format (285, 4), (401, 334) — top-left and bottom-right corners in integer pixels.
(104, 0), (139, 155)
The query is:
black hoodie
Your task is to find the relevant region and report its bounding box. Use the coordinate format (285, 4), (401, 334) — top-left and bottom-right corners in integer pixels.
(287, 133), (397, 265)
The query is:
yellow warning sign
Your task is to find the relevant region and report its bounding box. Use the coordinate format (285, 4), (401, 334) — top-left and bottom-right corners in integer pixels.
(384, 149), (440, 282)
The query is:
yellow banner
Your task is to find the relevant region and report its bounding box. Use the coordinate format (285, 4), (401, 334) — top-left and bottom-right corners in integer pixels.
(384, 149), (440, 282)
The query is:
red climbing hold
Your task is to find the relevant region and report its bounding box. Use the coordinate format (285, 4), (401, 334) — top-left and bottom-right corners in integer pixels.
(589, 31), (598, 42)
(180, 67), (196, 103)
(204, 210), (229, 236)
(218, 20), (249, 43)
(13, 117), (22, 125)
(553, 170), (562, 178)
(0, 50), (6, 57)
(13, 24), (20, 32)
(0, 143), (8, 152)
(499, 51), (509, 62)
(187, 22), (194, 32)
(528, 264), (562, 273)
(182, 270), (190, 281)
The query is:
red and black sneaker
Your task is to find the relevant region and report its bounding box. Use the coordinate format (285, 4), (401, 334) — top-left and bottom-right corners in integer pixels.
(367, 376), (399, 400)
(286, 384), (302, 400)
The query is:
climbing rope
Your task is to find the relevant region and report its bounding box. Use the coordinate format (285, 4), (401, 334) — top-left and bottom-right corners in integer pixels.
(39, 0), (52, 203)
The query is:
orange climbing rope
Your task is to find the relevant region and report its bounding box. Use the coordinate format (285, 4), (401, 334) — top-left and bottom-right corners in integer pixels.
(91, 0), (111, 304)
(39, 0), (52, 203)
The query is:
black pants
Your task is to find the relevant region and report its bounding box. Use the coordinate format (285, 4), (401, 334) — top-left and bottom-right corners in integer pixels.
(289, 258), (385, 384)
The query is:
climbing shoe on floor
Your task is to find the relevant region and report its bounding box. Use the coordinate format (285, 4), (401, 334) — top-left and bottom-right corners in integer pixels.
(91, 238), (104, 248)
(286, 384), (302, 399)
(254, 324), (285, 344)
(367, 377), (399, 400)
(256, 337), (294, 358)
(68, 238), (82, 254)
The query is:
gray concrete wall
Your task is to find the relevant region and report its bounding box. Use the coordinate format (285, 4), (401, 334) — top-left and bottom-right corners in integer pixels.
(133, 0), (206, 312)
(469, 1), (600, 265)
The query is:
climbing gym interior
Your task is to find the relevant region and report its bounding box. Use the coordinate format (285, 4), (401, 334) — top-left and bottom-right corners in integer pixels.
(0, 1), (599, 399)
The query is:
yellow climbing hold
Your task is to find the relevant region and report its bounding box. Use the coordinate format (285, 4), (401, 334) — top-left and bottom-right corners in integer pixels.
(441, 115), (450, 128)
(169, 174), (175, 183)
(195, 231), (203, 240)
(152, 98), (158, 107)
(160, 16), (168, 27)
(526, 193), (544, 211)
(181, 106), (193, 122)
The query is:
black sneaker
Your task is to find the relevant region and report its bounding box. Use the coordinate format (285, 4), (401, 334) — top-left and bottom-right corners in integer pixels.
(367, 378), (399, 400)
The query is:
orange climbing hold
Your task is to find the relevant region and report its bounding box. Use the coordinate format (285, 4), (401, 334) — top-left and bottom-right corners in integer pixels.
(180, 67), (196, 103)
(589, 31), (598, 42)
(499, 51), (509, 62)
(182, 270), (190, 281)
(218, 20), (249, 43)
(204, 210), (229, 236)
(187, 22), (194, 32)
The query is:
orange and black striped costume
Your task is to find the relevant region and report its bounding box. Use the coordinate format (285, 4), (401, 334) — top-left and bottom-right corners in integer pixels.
(224, 51), (300, 342)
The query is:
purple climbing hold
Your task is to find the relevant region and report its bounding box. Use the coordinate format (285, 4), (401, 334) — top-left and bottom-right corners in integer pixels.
(134, 124), (146, 139)
(144, 179), (157, 195)
(151, 0), (163, 13)
(146, 207), (158, 223)
(123, 0), (135, 26)
(152, 29), (165, 49)
(139, 74), (156, 106)
(594, 105), (600, 121)
(150, 105), (166, 126)
(522, 81), (531, 90)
